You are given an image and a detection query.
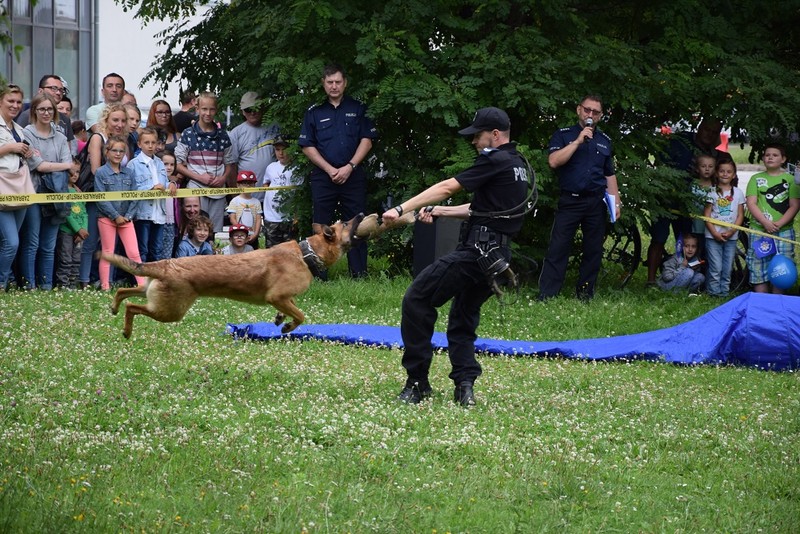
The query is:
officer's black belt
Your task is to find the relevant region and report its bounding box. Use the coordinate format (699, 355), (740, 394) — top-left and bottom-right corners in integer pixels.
(464, 226), (510, 247)
(562, 189), (604, 199)
(561, 191), (606, 202)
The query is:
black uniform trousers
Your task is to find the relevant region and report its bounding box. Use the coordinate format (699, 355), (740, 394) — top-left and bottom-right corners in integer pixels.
(538, 193), (607, 299)
(310, 167), (367, 277)
(400, 244), (504, 387)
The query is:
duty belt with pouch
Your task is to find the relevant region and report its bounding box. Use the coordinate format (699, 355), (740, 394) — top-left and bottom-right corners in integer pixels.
(463, 225), (510, 247)
(463, 225), (517, 298)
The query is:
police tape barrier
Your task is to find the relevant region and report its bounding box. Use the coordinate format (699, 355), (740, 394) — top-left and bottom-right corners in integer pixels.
(0, 185), (298, 205)
(679, 211), (800, 247)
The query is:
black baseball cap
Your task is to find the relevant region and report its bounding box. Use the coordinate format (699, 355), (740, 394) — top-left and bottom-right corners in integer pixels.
(458, 107), (511, 135)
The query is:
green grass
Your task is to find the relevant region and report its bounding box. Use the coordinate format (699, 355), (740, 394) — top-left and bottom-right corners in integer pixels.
(1, 277), (798, 532)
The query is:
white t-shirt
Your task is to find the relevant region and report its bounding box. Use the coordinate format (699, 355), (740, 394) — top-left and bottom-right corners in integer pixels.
(263, 161), (300, 222)
(705, 186), (745, 239)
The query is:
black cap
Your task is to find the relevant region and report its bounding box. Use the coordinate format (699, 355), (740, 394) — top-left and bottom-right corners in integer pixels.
(458, 107), (510, 135)
(273, 136), (288, 147)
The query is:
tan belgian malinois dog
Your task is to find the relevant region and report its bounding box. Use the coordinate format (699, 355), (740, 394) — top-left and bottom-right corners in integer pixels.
(102, 214), (363, 338)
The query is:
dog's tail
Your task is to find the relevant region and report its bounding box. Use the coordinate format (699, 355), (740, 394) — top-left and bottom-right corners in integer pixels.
(98, 252), (155, 278)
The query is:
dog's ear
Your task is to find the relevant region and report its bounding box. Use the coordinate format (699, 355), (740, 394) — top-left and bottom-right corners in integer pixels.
(323, 225), (335, 242)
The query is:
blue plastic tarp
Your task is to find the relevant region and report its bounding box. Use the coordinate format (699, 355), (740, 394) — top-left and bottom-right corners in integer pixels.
(227, 293), (800, 371)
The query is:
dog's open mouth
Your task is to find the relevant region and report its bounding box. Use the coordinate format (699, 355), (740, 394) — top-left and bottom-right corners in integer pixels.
(348, 213), (365, 241)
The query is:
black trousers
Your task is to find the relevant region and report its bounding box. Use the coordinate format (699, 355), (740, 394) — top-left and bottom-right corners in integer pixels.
(400, 244), (501, 387)
(310, 168), (367, 277)
(538, 193), (606, 299)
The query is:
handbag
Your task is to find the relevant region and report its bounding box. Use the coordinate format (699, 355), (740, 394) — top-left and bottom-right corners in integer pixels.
(75, 132), (103, 193)
(0, 162), (35, 211)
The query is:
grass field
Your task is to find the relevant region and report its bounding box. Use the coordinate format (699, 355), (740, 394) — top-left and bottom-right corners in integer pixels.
(1, 272), (798, 532)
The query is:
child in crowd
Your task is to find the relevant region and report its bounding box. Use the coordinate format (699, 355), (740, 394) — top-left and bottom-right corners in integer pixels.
(691, 153), (716, 258)
(95, 135), (146, 290)
(176, 215), (214, 257)
(54, 163), (88, 289)
(704, 158), (745, 297)
(746, 143), (800, 293)
(226, 170), (262, 249)
(159, 150), (182, 259)
(657, 233), (705, 293)
(130, 128), (173, 262)
(125, 104), (142, 158)
(72, 120), (88, 154)
(262, 136), (300, 247)
(221, 224), (253, 255)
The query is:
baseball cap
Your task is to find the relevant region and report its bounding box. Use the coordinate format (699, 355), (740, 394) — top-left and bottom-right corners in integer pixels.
(228, 223), (250, 236)
(458, 107), (510, 135)
(237, 170), (257, 183)
(273, 136), (288, 148)
(240, 91), (260, 110)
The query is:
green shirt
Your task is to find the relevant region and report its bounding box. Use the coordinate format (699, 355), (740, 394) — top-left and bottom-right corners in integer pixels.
(746, 171), (800, 231)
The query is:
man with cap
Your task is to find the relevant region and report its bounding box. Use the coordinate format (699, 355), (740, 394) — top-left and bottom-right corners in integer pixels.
(299, 63), (378, 278)
(228, 91), (281, 214)
(381, 107), (530, 407)
(537, 94), (620, 301)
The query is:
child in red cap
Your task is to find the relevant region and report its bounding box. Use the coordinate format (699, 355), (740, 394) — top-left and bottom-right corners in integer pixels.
(226, 170), (263, 248)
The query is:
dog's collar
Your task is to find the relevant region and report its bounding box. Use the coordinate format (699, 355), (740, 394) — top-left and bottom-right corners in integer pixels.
(299, 239), (326, 276)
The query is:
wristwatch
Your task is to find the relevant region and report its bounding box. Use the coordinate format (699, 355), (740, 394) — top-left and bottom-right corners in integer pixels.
(348, 162), (357, 169)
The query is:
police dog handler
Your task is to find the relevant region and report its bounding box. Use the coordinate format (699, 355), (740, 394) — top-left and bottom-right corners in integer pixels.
(381, 107), (529, 407)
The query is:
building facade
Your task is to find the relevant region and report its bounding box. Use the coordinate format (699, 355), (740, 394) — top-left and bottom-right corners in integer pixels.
(1, 0), (95, 116)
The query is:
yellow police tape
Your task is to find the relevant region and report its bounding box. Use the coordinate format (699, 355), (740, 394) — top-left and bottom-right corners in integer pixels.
(0, 185), (298, 205)
(684, 212), (800, 247)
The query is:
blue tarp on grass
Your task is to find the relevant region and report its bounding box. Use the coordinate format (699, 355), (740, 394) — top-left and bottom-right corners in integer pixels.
(228, 293), (800, 371)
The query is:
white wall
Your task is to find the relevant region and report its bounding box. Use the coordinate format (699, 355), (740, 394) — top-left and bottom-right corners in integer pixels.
(96, 2), (207, 110)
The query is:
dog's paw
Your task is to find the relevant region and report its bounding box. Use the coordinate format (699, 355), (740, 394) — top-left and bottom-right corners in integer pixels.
(281, 322), (297, 334)
(110, 304), (119, 316)
(274, 313), (285, 326)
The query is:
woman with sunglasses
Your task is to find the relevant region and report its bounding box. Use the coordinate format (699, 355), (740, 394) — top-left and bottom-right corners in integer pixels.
(19, 93), (74, 289)
(146, 99), (180, 155)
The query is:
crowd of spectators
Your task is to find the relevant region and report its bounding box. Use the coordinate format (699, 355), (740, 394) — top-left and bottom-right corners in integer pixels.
(0, 71), (310, 291)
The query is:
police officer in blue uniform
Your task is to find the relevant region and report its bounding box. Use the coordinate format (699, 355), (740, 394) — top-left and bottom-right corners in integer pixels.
(382, 107), (530, 407)
(299, 64), (378, 277)
(538, 95), (621, 301)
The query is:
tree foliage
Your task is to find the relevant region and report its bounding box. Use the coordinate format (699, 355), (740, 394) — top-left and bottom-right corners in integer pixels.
(121, 0), (800, 264)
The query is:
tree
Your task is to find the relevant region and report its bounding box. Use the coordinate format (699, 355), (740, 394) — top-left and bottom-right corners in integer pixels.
(119, 0), (800, 267)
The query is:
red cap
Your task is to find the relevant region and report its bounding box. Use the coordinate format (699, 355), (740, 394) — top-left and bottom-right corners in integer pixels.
(228, 224), (250, 237)
(237, 170), (257, 183)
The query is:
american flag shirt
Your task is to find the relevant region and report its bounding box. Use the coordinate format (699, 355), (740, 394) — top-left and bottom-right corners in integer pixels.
(176, 122), (235, 199)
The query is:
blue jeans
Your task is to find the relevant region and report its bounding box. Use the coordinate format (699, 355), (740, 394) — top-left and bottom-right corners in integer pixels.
(79, 202), (100, 284)
(18, 204), (62, 290)
(17, 204), (40, 289)
(0, 208), (26, 289)
(657, 266), (705, 292)
(705, 237), (738, 296)
(134, 220), (164, 263)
